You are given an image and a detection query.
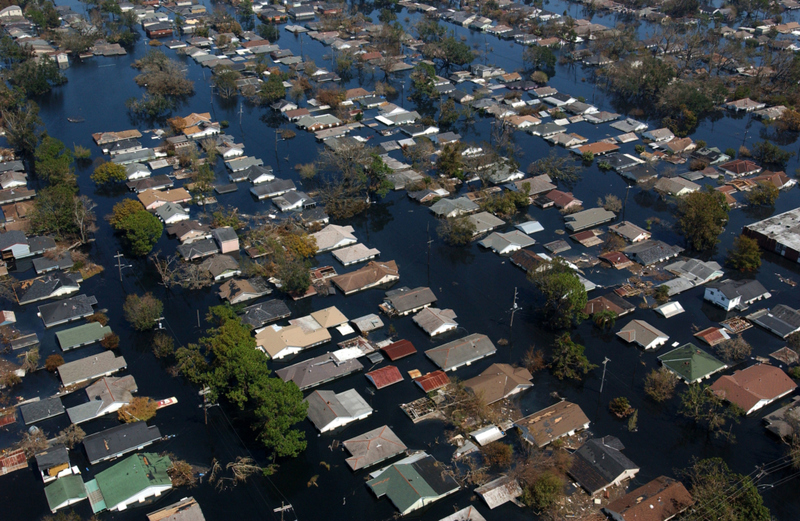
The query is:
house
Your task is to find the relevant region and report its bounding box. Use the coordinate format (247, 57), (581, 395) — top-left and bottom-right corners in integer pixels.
(516, 401), (590, 447)
(608, 221), (650, 243)
(414, 371), (450, 393)
(463, 364), (533, 404)
(610, 118), (648, 133)
(747, 305), (800, 338)
(56, 322), (113, 351)
(467, 212), (506, 235)
(642, 128), (675, 142)
(546, 190), (582, 210)
(245, 165), (275, 185)
(478, 231), (535, 254)
(584, 294), (635, 317)
(366, 365), (404, 389)
(251, 179), (296, 199)
(413, 308), (458, 336)
(45, 475), (87, 513)
(719, 159), (762, 177)
(35, 445), (72, 483)
(311, 224), (357, 252)
(154, 202), (189, 224)
(654, 177), (701, 197)
(530, 122), (567, 137)
(58, 351), (127, 387)
(658, 343), (727, 383)
(624, 240), (683, 266)
(127, 175), (173, 193)
(425, 333), (497, 371)
(211, 226), (239, 254)
(32, 251), (74, 274)
(743, 208), (800, 263)
(39, 295), (98, 328)
(66, 375), (137, 424)
(240, 299), (291, 328)
(226, 156), (263, 173)
(138, 188), (192, 210)
(600, 251), (634, 269)
(616, 319), (669, 350)
(332, 244), (381, 266)
(569, 436), (639, 496)
(255, 321), (331, 360)
(87, 453), (172, 512)
(710, 364), (797, 414)
(19, 272), (81, 305)
(764, 396), (800, 439)
(146, 497), (206, 521)
(366, 453), (459, 514)
(344, 425), (407, 470)
(0, 5), (24, 18)
(125, 163), (150, 181)
(603, 476), (694, 521)
(305, 389), (373, 432)
(83, 422), (162, 465)
(564, 208), (616, 232)
(704, 279), (770, 311)
(381, 339), (417, 361)
(176, 238), (218, 261)
(273, 190), (311, 212)
(275, 352), (364, 390)
(574, 142), (619, 156)
(19, 397), (65, 425)
(331, 260), (399, 295)
(515, 220), (545, 235)
(726, 97), (766, 112)
(655, 301), (685, 318)
(475, 475), (523, 510)
(429, 197), (479, 218)
(751, 171), (796, 190)
(380, 287), (437, 316)
(200, 255), (240, 281)
(218, 277), (271, 304)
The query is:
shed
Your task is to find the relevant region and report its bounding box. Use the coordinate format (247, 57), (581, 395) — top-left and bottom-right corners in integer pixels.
(425, 333), (497, 371)
(414, 370), (450, 392)
(475, 475), (522, 509)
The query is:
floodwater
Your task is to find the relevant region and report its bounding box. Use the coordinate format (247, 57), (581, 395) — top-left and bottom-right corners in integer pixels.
(1, 2), (800, 520)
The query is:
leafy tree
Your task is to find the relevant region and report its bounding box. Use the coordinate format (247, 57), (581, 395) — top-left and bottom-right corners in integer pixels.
(34, 136), (74, 185)
(213, 67), (241, 99)
(109, 199), (146, 228)
(654, 285), (670, 304)
(527, 151), (582, 184)
(681, 458), (770, 521)
(438, 98), (459, 128)
(714, 335), (752, 362)
(56, 425), (85, 450)
(123, 293), (164, 331)
(153, 332), (175, 358)
(422, 35), (474, 70)
(679, 384), (742, 440)
(593, 309), (617, 329)
(528, 258), (587, 329)
(101, 333), (120, 349)
(8, 56), (66, 96)
(91, 162), (128, 185)
(118, 397), (158, 423)
(276, 257), (311, 296)
(29, 185), (79, 239)
(45, 354), (64, 372)
(550, 333), (596, 380)
(177, 307), (308, 457)
(437, 215), (476, 245)
(746, 181), (779, 206)
(726, 235), (761, 272)
(253, 73), (285, 104)
(522, 471), (564, 511)
(752, 140), (793, 168)
(281, 233), (317, 259)
(677, 189), (729, 251)
(481, 442), (513, 469)
(132, 50), (194, 97)
(523, 45), (556, 71)
(644, 367), (678, 402)
(114, 210), (163, 256)
(410, 62), (437, 106)
(257, 22), (279, 42)
(2, 100), (42, 154)
(126, 93), (174, 119)
(436, 141), (466, 179)
(609, 397), (634, 417)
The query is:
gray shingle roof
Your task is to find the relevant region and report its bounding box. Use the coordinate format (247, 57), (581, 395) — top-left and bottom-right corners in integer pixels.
(425, 333), (497, 371)
(83, 421), (162, 464)
(19, 397), (65, 424)
(38, 295), (98, 327)
(240, 299), (291, 328)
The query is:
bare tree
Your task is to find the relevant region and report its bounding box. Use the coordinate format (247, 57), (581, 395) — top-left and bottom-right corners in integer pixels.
(72, 195), (97, 244)
(150, 251), (180, 288)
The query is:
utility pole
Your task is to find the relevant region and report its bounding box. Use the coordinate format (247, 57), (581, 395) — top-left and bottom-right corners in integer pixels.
(238, 101), (243, 125)
(426, 222), (433, 286)
(509, 287), (519, 327)
(600, 357), (610, 394)
(114, 251), (130, 282)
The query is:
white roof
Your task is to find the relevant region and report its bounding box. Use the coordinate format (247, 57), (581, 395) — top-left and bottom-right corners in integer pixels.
(655, 301), (685, 318)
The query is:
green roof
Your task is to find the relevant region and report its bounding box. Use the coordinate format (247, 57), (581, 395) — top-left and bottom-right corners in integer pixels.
(55, 322), (112, 350)
(658, 343), (727, 383)
(368, 463), (432, 513)
(94, 453), (172, 510)
(44, 475), (87, 512)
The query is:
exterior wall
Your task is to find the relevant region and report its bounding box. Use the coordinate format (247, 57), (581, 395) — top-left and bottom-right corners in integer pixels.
(704, 287), (738, 311)
(112, 485), (172, 511)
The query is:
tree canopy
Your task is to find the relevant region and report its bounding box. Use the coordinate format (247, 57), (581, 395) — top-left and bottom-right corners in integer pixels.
(677, 189), (729, 251)
(34, 136), (74, 185)
(726, 235), (761, 272)
(528, 258), (588, 329)
(550, 333), (596, 380)
(681, 458), (770, 521)
(111, 204), (163, 256)
(91, 162), (128, 185)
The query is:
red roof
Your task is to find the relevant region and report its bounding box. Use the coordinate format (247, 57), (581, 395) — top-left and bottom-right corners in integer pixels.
(720, 159), (761, 175)
(414, 370), (450, 392)
(710, 364), (797, 413)
(381, 339), (417, 361)
(366, 365), (403, 389)
(694, 327), (728, 346)
(599, 251), (633, 268)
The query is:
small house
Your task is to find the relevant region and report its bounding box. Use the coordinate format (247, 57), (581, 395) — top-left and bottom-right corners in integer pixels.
(603, 476), (694, 521)
(240, 299), (291, 328)
(719, 159), (762, 177)
(211, 226), (239, 254)
(710, 364), (797, 414)
(478, 231), (535, 254)
(704, 279), (770, 311)
(366, 453), (459, 514)
(467, 212), (506, 235)
(154, 202), (189, 224)
(413, 307), (458, 336)
(88, 453), (172, 512)
(658, 343), (727, 383)
(39, 295), (98, 328)
(19, 272), (81, 305)
(311, 224), (357, 252)
(332, 244), (380, 266)
(344, 425), (407, 471)
(624, 240), (683, 266)
(330, 260), (399, 295)
(475, 475), (522, 510)
(83, 422), (162, 465)
(66, 375), (137, 424)
(463, 364), (533, 404)
(305, 389), (373, 432)
(381, 339), (417, 361)
(425, 333), (496, 371)
(366, 365), (404, 389)
(57, 351), (127, 387)
(747, 305), (800, 338)
(217, 277), (271, 304)
(564, 208), (616, 232)
(275, 352), (363, 390)
(616, 319), (669, 350)
(380, 286), (437, 316)
(45, 475), (87, 513)
(56, 322), (112, 351)
(569, 436), (640, 496)
(516, 401), (590, 447)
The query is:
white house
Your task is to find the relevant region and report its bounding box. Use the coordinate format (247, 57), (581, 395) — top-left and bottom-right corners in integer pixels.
(125, 163), (150, 181)
(0, 5), (23, 18)
(305, 389), (373, 432)
(616, 320), (669, 350)
(704, 279), (771, 311)
(311, 224), (357, 252)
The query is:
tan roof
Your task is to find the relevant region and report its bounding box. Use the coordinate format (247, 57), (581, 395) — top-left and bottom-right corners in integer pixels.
(516, 401), (590, 447)
(255, 324), (331, 358)
(605, 476), (694, 521)
(710, 364), (797, 413)
(181, 112), (212, 127)
(463, 363), (533, 404)
(217, 279), (258, 301)
(138, 188), (192, 208)
(310, 306), (348, 328)
(331, 260), (399, 294)
(576, 142), (619, 155)
(92, 129), (142, 144)
(343, 425), (407, 470)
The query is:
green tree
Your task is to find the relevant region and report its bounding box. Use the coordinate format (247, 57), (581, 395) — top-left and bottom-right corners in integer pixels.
(681, 458), (771, 521)
(35, 136), (74, 185)
(726, 235), (761, 272)
(91, 162), (128, 185)
(437, 215), (476, 245)
(438, 98), (459, 128)
(113, 209), (163, 256)
(593, 309), (617, 329)
(276, 257), (311, 296)
(436, 141), (466, 179)
(257, 22), (279, 42)
(2, 100), (42, 155)
(8, 56), (66, 96)
(677, 189), (729, 251)
(644, 367), (678, 402)
(132, 50), (194, 98)
(523, 45), (556, 71)
(109, 199), (146, 228)
(213, 67), (241, 99)
(255, 73), (285, 104)
(29, 185), (78, 238)
(550, 333), (596, 380)
(410, 62), (437, 105)
(528, 258), (588, 329)
(522, 471), (564, 511)
(746, 181), (779, 206)
(752, 140), (793, 168)
(123, 293), (164, 331)
(679, 384), (742, 440)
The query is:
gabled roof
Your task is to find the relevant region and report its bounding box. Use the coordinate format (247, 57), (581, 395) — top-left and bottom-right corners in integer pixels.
(310, 306), (348, 328)
(56, 322), (112, 350)
(710, 364), (797, 413)
(515, 401), (590, 447)
(616, 320), (668, 349)
(706, 279), (769, 303)
(57, 350), (126, 387)
(569, 436), (639, 495)
(366, 453), (459, 513)
(604, 476), (694, 521)
(20, 397), (65, 424)
(463, 363), (533, 404)
(304, 389), (372, 432)
(147, 497), (206, 521)
(344, 425), (407, 470)
(366, 365), (404, 389)
(425, 333), (497, 371)
(658, 343), (727, 383)
(83, 422), (162, 464)
(381, 339), (417, 361)
(413, 307), (458, 335)
(414, 370), (450, 392)
(45, 474), (87, 512)
(384, 286), (437, 314)
(240, 299), (291, 328)
(94, 453), (171, 510)
(331, 260), (399, 294)
(275, 352), (364, 390)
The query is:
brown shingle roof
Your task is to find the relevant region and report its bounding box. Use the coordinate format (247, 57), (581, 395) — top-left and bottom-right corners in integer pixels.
(515, 401), (590, 447)
(710, 364), (797, 413)
(331, 260), (399, 294)
(463, 364), (533, 404)
(604, 476), (694, 521)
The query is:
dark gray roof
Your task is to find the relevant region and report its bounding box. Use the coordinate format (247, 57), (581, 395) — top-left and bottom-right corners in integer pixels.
(107, 138), (141, 152)
(83, 421), (162, 464)
(28, 236), (57, 254)
(621, 164), (659, 182)
(276, 352), (364, 391)
(35, 445), (69, 471)
(707, 279), (768, 302)
(251, 179), (296, 197)
(57, 350), (127, 386)
(602, 153), (640, 170)
(38, 295), (98, 327)
(384, 287), (437, 314)
(624, 240), (683, 265)
(211, 226), (238, 243)
(177, 238), (219, 260)
(0, 229), (27, 250)
(19, 272), (81, 305)
(126, 174), (173, 193)
(245, 165), (274, 182)
(199, 254), (239, 278)
(569, 436), (639, 495)
(32, 251), (74, 274)
(425, 333), (497, 371)
(0, 160), (24, 173)
(240, 299), (291, 328)
(19, 397), (65, 424)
